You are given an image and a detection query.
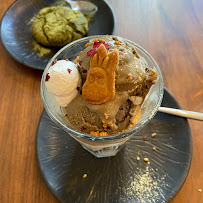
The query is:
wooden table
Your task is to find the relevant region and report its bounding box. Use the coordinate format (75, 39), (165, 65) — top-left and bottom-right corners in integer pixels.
(0, 0), (202, 202)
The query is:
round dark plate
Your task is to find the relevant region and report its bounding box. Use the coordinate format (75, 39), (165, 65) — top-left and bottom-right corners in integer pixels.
(36, 88), (192, 203)
(0, 0), (116, 70)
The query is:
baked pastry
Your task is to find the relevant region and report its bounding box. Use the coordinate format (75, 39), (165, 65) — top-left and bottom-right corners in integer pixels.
(32, 6), (88, 47)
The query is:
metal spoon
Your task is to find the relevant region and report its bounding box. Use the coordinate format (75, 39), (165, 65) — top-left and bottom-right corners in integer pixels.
(158, 107), (203, 121)
(66, 0), (98, 15)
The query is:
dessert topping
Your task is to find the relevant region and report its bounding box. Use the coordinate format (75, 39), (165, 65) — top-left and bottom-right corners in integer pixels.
(90, 131), (108, 136)
(152, 133), (157, 138)
(67, 69), (72, 74)
(128, 73), (132, 80)
(80, 126), (86, 131)
(52, 59), (57, 66)
(82, 44), (119, 104)
(85, 43), (90, 47)
(114, 41), (121, 45)
(87, 49), (96, 56)
(99, 39), (105, 43)
(132, 49), (140, 58)
(86, 39), (110, 56)
(75, 56), (79, 63)
(99, 132), (108, 136)
(45, 73), (50, 82)
(104, 113), (109, 119)
(93, 41), (110, 49)
(149, 69), (156, 76)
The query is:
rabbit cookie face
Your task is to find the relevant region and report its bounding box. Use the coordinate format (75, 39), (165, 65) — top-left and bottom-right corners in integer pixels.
(82, 43), (119, 104)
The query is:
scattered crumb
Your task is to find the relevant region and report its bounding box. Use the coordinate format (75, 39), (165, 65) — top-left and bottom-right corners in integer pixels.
(104, 113), (109, 119)
(100, 132), (108, 136)
(85, 43), (90, 47)
(75, 56), (79, 63)
(137, 156), (140, 161)
(149, 180), (153, 184)
(114, 41), (121, 45)
(152, 80), (157, 84)
(149, 69), (156, 76)
(52, 59), (57, 66)
(99, 39), (105, 43)
(144, 158), (149, 162)
(83, 174), (87, 178)
(128, 73), (132, 80)
(153, 147), (156, 151)
(152, 133), (157, 138)
(90, 131), (99, 136)
(103, 123), (107, 128)
(109, 123), (114, 129)
(90, 131), (108, 136)
(32, 40), (51, 56)
(198, 189), (202, 192)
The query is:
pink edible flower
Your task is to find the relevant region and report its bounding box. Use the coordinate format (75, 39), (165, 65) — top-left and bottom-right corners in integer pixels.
(93, 42), (100, 48)
(87, 49), (96, 56)
(103, 43), (110, 49)
(87, 42), (111, 56)
(93, 42), (110, 49)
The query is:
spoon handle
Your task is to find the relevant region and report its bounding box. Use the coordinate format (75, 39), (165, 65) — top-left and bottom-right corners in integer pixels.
(158, 107), (203, 121)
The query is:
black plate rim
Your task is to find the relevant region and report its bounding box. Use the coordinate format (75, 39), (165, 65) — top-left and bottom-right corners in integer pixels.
(0, 0), (116, 70)
(35, 87), (193, 203)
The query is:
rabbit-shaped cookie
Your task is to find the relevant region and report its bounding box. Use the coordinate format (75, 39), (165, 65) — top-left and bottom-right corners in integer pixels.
(82, 43), (119, 104)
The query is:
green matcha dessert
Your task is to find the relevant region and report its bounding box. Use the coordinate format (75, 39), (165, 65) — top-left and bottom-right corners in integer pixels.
(32, 6), (88, 47)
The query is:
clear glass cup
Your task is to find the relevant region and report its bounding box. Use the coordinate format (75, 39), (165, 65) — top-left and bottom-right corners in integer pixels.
(40, 35), (164, 158)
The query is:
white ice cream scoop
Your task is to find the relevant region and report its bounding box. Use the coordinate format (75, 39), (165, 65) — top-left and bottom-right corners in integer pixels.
(45, 60), (80, 96)
(45, 60), (80, 107)
(55, 89), (78, 107)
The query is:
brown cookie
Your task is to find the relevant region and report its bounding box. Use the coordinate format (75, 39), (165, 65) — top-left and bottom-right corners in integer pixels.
(82, 44), (119, 104)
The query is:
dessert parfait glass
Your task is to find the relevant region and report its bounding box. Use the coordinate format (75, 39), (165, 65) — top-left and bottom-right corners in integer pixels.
(41, 35), (164, 158)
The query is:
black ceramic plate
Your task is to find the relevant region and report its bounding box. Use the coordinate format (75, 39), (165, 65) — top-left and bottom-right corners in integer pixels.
(36, 89), (192, 203)
(0, 0), (115, 70)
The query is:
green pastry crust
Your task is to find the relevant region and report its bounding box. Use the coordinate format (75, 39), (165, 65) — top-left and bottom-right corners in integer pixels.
(32, 6), (88, 47)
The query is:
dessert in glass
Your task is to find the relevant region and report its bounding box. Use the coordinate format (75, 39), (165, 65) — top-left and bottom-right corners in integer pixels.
(40, 35), (164, 158)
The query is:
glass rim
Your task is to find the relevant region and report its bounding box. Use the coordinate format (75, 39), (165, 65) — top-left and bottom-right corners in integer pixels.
(41, 35), (164, 141)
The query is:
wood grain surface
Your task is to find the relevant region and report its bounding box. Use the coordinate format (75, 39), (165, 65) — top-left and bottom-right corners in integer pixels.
(0, 0), (202, 202)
